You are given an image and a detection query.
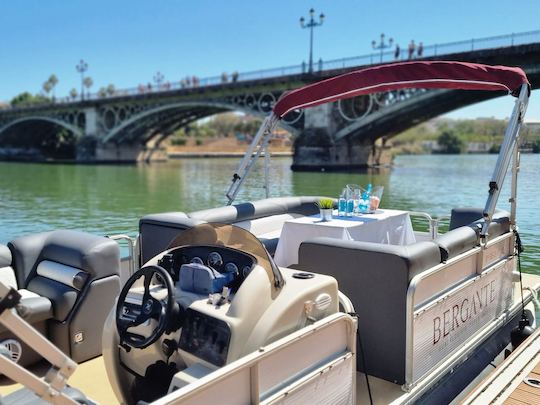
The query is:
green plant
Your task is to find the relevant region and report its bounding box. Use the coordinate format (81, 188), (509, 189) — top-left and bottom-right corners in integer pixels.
(170, 138), (187, 146)
(316, 198), (334, 209)
(195, 139), (203, 146)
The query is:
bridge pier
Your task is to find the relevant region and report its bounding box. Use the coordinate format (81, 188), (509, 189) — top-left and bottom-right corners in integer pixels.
(291, 104), (392, 171)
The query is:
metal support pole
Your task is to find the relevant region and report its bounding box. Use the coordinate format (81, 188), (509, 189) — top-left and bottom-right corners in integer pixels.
(309, 23), (314, 74)
(226, 114), (278, 204)
(482, 84), (529, 239)
(264, 143), (270, 198)
(510, 140), (520, 227)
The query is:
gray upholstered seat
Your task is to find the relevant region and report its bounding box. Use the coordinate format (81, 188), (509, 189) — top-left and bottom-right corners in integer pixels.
(139, 197), (325, 264)
(5, 230), (121, 363)
(295, 237), (441, 385)
(449, 207), (511, 237)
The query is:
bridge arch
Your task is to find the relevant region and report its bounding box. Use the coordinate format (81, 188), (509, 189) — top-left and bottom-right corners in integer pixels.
(102, 101), (298, 144)
(0, 116), (84, 139)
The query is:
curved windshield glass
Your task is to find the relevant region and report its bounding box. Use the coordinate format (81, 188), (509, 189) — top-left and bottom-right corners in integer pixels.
(166, 223), (284, 289)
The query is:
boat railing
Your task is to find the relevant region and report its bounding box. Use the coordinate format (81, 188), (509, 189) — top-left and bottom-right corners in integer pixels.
(108, 234), (137, 279)
(152, 313), (357, 405)
(403, 231), (521, 394)
(407, 211), (450, 239)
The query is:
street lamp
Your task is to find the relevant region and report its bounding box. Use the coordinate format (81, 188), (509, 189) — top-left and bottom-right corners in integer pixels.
(372, 33), (393, 63)
(76, 59), (88, 101)
(153, 71), (164, 90)
(299, 8), (325, 73)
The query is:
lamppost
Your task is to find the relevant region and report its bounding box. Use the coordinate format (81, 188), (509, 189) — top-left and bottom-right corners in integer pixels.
(76, 59), (88, 101)
(153, 71), (164, 90)
(300, 8), (325, 73)
(372, 33), (393, 63)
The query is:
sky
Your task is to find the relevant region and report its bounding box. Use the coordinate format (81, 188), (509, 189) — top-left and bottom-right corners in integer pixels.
(1, 0), (539, 120)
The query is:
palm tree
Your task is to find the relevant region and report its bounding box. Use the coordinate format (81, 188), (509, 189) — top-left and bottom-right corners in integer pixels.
(48, 74), (58, 100)
(83, 77), (93, 99)
(98, 87), (107, 98)
(42, 81), (53, 100)
(106, 84), (115, 96)
(69, 88), (78, 100)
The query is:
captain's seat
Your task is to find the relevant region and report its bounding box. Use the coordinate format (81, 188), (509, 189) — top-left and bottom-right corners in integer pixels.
(0, 230), (121, 366)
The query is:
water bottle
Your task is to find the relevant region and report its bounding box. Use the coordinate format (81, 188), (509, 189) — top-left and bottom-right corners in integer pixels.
(359, 183), (372, 213)
(338, 189), (347, 217)
(346, 188), (354, 217)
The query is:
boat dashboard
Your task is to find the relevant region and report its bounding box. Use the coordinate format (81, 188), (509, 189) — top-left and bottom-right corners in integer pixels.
(108, 223), (338, 403)
(158, 245), (257, 292)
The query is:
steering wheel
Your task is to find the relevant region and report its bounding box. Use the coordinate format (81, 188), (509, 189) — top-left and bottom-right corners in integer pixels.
(116, 265), (175, 349)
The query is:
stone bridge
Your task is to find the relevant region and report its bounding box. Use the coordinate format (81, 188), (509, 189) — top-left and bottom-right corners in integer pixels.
(1, 30), (539, 170)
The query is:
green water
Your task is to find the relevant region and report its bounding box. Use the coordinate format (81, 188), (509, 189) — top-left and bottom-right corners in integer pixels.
(0, 154), (539, 272)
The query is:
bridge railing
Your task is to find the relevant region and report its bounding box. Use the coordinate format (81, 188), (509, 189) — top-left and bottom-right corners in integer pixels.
(3, 30), (540, 111)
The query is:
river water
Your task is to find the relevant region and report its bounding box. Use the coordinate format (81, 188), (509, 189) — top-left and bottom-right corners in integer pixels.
(0, 154), (539, 273)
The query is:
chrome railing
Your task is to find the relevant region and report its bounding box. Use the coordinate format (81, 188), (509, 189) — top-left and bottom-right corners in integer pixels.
(108, 234), (137, 278)
(408, 211), (450, 239)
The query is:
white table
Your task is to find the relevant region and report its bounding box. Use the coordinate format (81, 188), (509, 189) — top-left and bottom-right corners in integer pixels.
(273, 209), (416, 267)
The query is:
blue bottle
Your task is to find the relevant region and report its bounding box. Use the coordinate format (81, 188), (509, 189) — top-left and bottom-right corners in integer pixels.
(338, 189), (347, 217)
(346, 189), (354, 217)
(359, 183), (372, 213)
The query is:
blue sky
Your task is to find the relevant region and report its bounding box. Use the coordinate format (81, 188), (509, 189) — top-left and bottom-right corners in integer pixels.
(1, 0), (539, 119)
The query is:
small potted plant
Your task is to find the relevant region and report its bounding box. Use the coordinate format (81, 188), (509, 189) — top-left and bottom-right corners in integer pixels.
(316, 198), (334, 222)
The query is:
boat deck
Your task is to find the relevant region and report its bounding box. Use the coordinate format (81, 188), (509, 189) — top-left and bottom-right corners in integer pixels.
(462, 276), (540, 404)
(0, 356), (118, 404)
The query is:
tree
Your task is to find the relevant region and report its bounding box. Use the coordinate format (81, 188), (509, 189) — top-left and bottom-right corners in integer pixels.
(69, 88), (78, 100)
(83, 77), (93, 98)
(48, 74), (58, 99)
(532, 140), (540, 154)
(98, 87), (107, 98)
(106, 84), (115, 96)
(10, 92), (49, 107)
(437, 130), (464, 154)
(42, 81), (53, 98)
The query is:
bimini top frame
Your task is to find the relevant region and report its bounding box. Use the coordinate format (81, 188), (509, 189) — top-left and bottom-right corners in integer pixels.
(226, 61), (530, 236)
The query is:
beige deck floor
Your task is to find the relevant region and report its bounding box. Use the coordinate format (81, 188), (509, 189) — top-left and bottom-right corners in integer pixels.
(0, 356), (119, 404)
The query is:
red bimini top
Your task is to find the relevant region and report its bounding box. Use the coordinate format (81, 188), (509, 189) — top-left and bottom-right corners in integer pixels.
(272, 61), (530, 118)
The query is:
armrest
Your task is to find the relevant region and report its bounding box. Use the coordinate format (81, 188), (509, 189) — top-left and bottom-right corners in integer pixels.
(36, 261), (88, 290)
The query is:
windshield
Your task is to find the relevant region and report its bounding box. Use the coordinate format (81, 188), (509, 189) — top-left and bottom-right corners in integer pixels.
(166, 223), (284, 289)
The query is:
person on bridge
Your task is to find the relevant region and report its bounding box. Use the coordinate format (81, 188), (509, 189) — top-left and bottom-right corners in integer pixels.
(408, 40), (415, 59)
(394, 44), (401, 60)
(417, 42), (424, 57)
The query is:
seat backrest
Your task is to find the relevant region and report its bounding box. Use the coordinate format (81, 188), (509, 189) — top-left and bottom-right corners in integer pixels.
(8, 230), (120, 288)
(296, 237), (441, 384)
(449, 207), (511, 238)
(449, 207), (484, 230)
(7, 230), (121, 363)
(139, 197), (325, 264)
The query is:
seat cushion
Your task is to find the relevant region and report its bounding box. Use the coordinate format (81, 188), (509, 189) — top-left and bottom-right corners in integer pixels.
(0, 290), (53, 334)
(15, 291), (53, 325)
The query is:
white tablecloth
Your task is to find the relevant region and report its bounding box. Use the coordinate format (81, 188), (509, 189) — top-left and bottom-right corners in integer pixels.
(273, 209), (416, 267)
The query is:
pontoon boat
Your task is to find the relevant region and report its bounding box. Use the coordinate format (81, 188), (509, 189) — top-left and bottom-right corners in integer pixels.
(0, 61), (538, 404)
